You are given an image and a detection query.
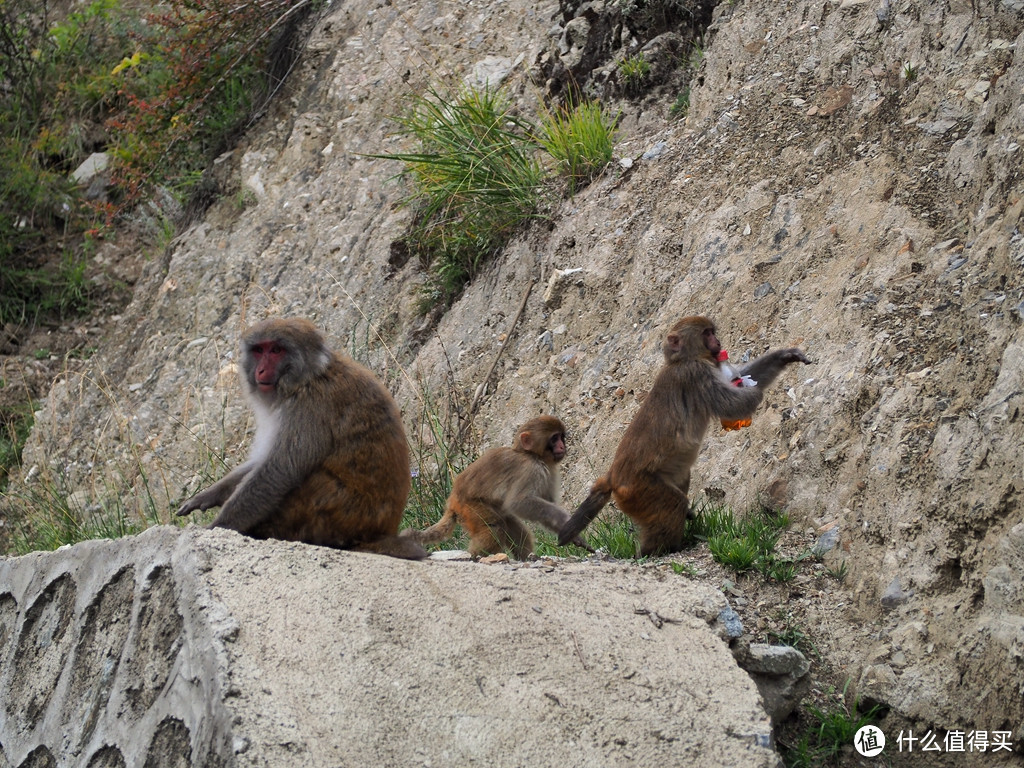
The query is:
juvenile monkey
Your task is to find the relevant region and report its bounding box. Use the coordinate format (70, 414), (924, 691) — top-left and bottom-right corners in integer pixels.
(558, 316), (810, 556)
(178, 317), (426, 560)
(404, 415), (590, 560)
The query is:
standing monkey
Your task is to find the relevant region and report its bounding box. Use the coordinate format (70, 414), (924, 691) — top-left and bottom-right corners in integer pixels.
(558, 316), (810, 556)
(178, 317), (426, 560)
(403, 415), (590, 560)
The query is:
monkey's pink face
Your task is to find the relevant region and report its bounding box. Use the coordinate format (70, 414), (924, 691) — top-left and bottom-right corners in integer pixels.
(250, 340), (287, 393)
(548, 433), (566, 463)
(702, 327), (722, 357)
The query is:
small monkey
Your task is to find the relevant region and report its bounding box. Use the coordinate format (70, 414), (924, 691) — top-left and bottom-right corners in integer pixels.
(403, 415), (590, 560)
(558, 316), (810, 556)
(178, 317), (426, 560)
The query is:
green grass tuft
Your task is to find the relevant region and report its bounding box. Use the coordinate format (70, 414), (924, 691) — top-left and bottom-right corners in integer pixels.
(374, 85), (547, 303)
(536, 100), (618, 194)
(692, 502), (796, 581)
(780, 680), (888, 767)
(618, 54), (651, 95)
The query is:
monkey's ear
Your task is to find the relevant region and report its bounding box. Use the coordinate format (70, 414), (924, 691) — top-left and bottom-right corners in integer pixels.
(665, 333), (682, 354)
(519, 432), (534, 452)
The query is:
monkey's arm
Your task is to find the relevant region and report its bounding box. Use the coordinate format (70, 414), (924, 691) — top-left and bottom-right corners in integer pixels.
(177, 463), (254, 516)
(510, 497), (593, 551)
(557, 478), (613, 546)
(706, 376), (766, 421)
(211, 422), (330, 532)
(739, 348), (811, 390)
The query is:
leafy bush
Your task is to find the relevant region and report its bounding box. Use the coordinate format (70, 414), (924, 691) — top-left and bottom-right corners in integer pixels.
(107, 0), (313, 203)
(0, 0), (312, 323)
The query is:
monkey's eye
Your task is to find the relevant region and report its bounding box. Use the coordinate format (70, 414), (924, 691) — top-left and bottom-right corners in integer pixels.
(251, 343), (286, 355)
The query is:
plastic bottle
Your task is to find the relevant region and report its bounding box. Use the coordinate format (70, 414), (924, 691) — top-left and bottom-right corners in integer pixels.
(717, 350), (753, 431)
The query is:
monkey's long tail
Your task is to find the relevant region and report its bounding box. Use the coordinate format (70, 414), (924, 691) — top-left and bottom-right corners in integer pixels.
(402, 506), (458, 546)
(557, 477), (612, 546)
(354, 535), (429, 560)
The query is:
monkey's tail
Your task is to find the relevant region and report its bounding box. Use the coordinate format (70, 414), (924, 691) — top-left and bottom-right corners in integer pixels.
(354, 535), (429, 560)
(557, 477), (612, 546)
(402, 505), (458, 546)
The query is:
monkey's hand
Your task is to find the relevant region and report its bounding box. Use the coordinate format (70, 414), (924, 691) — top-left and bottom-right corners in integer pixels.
(780, 348), (812, 365)
(176, 465), (251, 517)
(176, 480), (236, 516)
(176, 491), (217, 517)
(557, 514), (592, 547)
(569, 535), (595, 553)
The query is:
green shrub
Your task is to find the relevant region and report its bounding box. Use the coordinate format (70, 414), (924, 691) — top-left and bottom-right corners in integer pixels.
(0, 0), (312, 323)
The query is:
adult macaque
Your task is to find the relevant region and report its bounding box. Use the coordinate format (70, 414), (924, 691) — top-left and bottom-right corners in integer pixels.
(178, 317), (426, 560)
(403, 415), (590, 560)
(558, 315), (810, 556)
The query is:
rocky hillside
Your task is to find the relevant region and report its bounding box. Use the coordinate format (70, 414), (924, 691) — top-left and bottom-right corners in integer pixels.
(7, 0), (1024, 760)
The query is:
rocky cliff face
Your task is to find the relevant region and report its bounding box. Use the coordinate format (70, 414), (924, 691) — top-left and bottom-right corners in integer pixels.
(8, 0), (1024, 757)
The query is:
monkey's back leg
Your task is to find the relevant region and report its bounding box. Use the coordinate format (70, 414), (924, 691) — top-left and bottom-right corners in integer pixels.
(455, 500), (532, 559)
(260, 466), (408, 547)
(613, 474), (690, 556)
(496, 516), (535, 561)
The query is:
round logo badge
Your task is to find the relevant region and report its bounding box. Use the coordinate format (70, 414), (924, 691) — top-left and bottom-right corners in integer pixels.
(854, 724), (886, 757)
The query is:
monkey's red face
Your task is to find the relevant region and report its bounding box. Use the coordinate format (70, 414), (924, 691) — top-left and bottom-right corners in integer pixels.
(548, 432), (566, 463)
(250, 340), (287, 393)
(702, 327), (721, 358)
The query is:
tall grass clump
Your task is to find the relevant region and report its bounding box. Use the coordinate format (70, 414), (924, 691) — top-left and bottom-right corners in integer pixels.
(375, 86), (547, 303)
(401, 382), (473, 549)
(537, 100), (618, 194)
(0, 403), (34, 493)
(4, 467), (169, 555)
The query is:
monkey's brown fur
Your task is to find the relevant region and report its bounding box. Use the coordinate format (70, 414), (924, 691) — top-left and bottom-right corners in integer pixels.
(404, 415), (589, 560)
(558, 316), (810, 556)
(178, 317), (425, 560)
